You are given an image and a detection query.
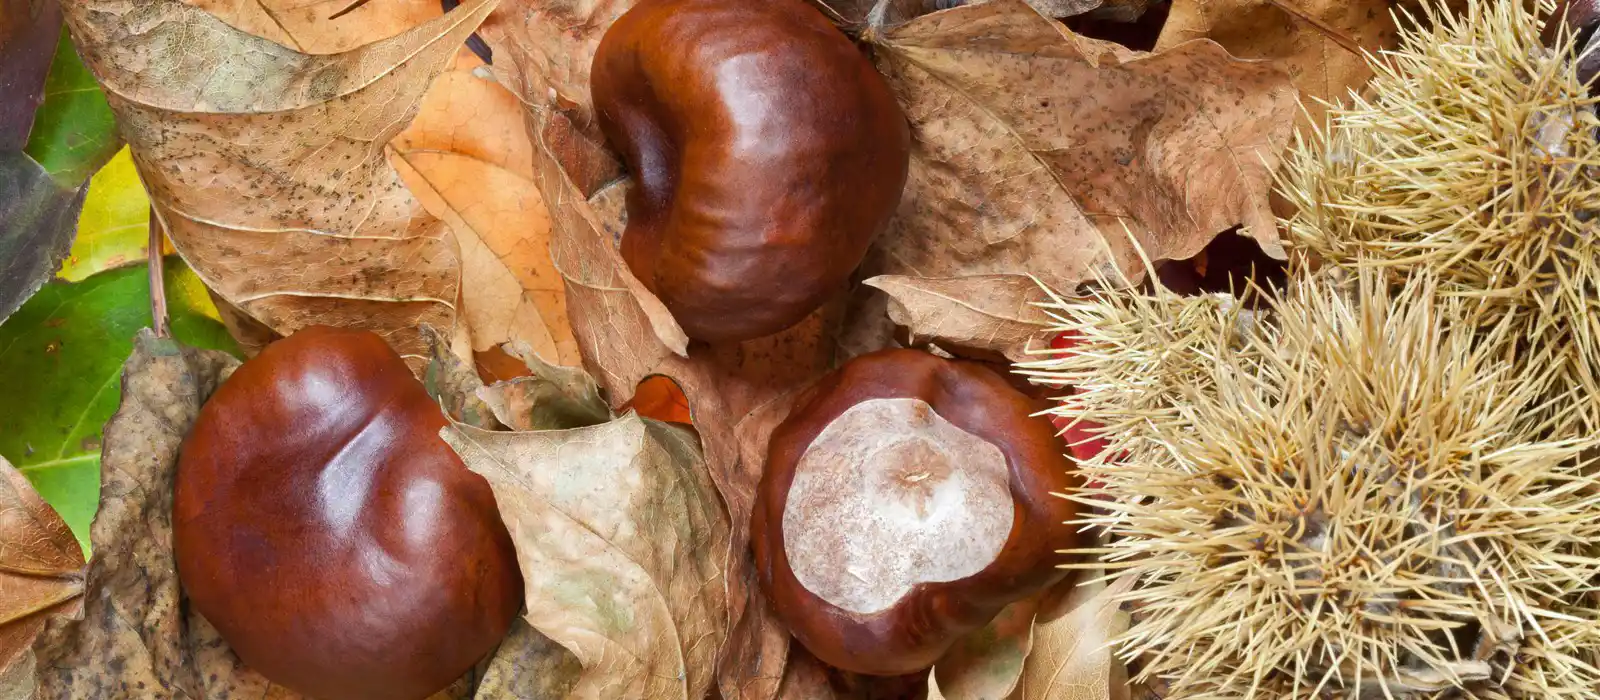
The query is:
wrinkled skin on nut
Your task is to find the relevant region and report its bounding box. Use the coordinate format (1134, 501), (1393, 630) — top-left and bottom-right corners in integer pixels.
(174, 326), (524, 700)
(753, 349), (1080, 676)
(592, 0), (911, 343)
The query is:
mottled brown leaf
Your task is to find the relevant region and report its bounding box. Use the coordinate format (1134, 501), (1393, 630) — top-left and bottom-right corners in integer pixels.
(869, 0), (1296, 289)
(867, 274), (1052, 363)
(478, 340), (611, 431)
(1156, 0), (1398, 127)
(1007, 573), (1134, 700)
(58, 0), (498, 365)
(424, 322), (507, 429)
(474, 619), (584, 700)
(0, 457), (84, 680)
(932, 594), (1042, 700)
(443, 414), (731, 700)
(28, 331), (238, 698)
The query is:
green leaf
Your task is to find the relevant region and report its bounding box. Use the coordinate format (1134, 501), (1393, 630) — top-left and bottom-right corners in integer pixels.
(0, 258), (237, 551)
(56, 147), (150, 282)
(23, 25), (121, 189)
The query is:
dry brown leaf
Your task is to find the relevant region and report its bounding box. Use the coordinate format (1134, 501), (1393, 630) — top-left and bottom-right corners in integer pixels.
(189, 0), (442, 54)
(933, 594), (1043, 700)
(27, 331), (239, 697)
(1156, 0), (1398, 127)
(868, 0), (1296, 289)
(0, 457), (85, 680)
(867, 274), (1052, 363)
(395, 148), (577, 365)
(59, 0), (498, 365)
(1007, 573), (1134, 700)
(393, 52), (581, 366)
(473, 619), (584, 700)
(442, 413), (731, 700)
(510, 103), (843, 699)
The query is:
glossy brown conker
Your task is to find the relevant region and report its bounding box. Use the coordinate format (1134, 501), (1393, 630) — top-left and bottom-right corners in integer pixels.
(174, 326), (523, 700)
(591, 0), (912, 343)
(752, 349), (1080, 676)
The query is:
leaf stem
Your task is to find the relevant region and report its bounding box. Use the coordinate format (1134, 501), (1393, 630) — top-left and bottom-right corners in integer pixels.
(147, 207), (170, 338)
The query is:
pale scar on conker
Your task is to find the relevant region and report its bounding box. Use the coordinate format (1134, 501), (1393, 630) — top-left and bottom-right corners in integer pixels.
(753, 349), (1081, 677)
(173, 326), (524, 700)
(591, 0), (912, 343)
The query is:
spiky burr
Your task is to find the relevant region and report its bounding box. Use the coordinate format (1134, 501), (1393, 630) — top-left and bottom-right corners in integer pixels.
(1279, 0), (1600, 435)
(1027, 268), (1600, 699)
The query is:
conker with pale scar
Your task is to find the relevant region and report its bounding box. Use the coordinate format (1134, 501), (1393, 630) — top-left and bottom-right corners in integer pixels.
(753, 349), (1080, 676)
(591, 0), (911, 343)
(174, 326), (523, 700)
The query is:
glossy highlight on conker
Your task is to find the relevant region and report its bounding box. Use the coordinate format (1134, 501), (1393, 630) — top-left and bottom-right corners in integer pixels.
(591, 0), (912, 343)
(752, 349), (1080, 676)
(174, 326), (523, 700)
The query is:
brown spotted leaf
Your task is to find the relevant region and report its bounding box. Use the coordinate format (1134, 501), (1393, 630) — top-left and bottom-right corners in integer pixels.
(27, 331), (238, 698)
(57, 0), (499, 365)
(442, 414), (731, 700)
(867, 274), (1052, 363)
(1156, 0), (1398, 127)
(0, 456), (85, 681)
(868, 0), (1296, 289)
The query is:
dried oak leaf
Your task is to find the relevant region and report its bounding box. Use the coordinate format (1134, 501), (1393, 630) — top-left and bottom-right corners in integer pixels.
(867, 0), (1296, 288)
(0, 456), (85, 682)
(57, 0), (498, 365)
(442, 412), (731, 700)
(866, 274), (1052, 363)
(1156, 0), (1398, 127)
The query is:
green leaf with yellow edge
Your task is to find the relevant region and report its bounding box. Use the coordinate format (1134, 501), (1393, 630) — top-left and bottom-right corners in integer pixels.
(23, 25), (121, 188)
(56, 147), (150, 282)
(0, 257), (235, 552)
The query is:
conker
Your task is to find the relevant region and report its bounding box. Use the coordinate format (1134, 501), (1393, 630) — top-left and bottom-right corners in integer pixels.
(752, 349), (1080, 676)
(591, 0), (912, 343)
(174, 326), (523, 700)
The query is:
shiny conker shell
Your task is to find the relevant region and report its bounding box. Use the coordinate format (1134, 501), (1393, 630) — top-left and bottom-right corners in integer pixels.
(592, 0), (911, 343)
(174, 326), (523, 700)
(753, 349), (1080, 676)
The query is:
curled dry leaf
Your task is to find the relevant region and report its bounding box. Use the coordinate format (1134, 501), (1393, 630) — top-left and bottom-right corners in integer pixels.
(1156, 0), (1399, 127)
(867, 0), (1296, 288)
(0, 456), (85, 682)
(26, 331), (239, 698)
(866, 274), (1052, 363)
(442, 413), (731, 700)
(58, 0), (499, 365)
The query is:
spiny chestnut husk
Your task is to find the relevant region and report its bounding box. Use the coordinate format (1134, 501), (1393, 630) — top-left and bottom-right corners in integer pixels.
(1031, 269), (1600, 699)
(592, 0), (911, 343)
(1280, 0), (1600, 434)
(174, 326), (523, 700)
(752, 349), (1079, 677)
